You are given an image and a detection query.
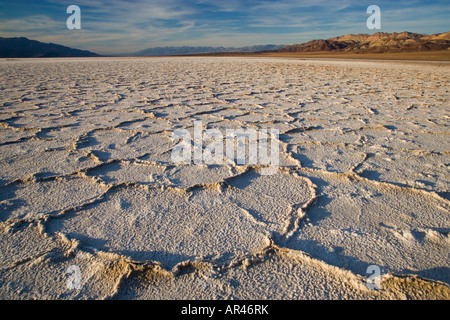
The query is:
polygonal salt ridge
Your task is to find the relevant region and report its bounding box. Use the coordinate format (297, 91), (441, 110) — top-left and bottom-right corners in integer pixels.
(45, 183), (271, 269)
(223, 115), (294, 128)
(0, 126), (39, 145)
(353, 148), (450, 194)
(117, 244), (450, 300)
(0, 222), (63, 269)
(116, 118), (174, 133)
(1, 113), (78, 130)
(1, 57), (449, 299)
(289, 143), (368, 174)
(151, 104), (222, 120)
(0, 144), (98, 187)
(355, 127), (450, 153)
(223, 168), (317, 237)
(286, 168), (450, 284)
(281, 127), (362, 145)
(45, 168), (316, 269)
(0, 222), (151, 300)
(0, 175), (108, 223)
(83, 160), (240, 189)
(74, 128), (174, 162)
(84, 161), (169, 187)
(69, 109), (155, 129)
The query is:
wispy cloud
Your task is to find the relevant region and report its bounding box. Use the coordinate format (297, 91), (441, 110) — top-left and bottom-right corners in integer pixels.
(0, 0), (448, 54)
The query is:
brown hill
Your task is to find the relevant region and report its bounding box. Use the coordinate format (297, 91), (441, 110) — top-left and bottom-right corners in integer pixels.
(276, 31), (450, 53)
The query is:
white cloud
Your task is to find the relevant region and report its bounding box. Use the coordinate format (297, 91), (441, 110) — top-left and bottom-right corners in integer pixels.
(0, 0), (448, 55)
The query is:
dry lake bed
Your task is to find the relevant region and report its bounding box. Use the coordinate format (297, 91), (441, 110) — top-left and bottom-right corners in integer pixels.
(0, 57), (449, 299)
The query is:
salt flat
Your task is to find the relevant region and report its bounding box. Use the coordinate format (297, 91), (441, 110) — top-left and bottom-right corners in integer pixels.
(0, 57), (448, 299)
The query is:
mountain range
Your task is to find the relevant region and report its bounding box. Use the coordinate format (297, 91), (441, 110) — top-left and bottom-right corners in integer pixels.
(273, 31), (450, 53)
(0, 37), (99, 58)
(132, 44), (285, 56)
(1, 31), (449, 58)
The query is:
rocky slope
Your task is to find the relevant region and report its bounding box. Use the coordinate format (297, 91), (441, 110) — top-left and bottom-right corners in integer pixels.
(276, 31), (450, 53)
(0, 37), (100, 58)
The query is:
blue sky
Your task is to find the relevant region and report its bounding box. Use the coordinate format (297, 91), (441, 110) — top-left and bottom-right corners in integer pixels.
(0, 0), (449, 55)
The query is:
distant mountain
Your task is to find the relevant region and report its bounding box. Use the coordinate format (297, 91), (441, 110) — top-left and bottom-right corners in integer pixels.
(4, 32), (448, 58)
(0, 37), (100, 58)
(273, 31), (450, 53)
(132, 44), (285, 56)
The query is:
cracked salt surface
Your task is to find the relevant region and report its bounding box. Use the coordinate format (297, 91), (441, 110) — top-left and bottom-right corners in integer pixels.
(0, 57), (449, 299)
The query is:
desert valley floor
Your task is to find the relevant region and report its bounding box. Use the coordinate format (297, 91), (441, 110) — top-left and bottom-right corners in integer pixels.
(0, 57), (449, 299)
